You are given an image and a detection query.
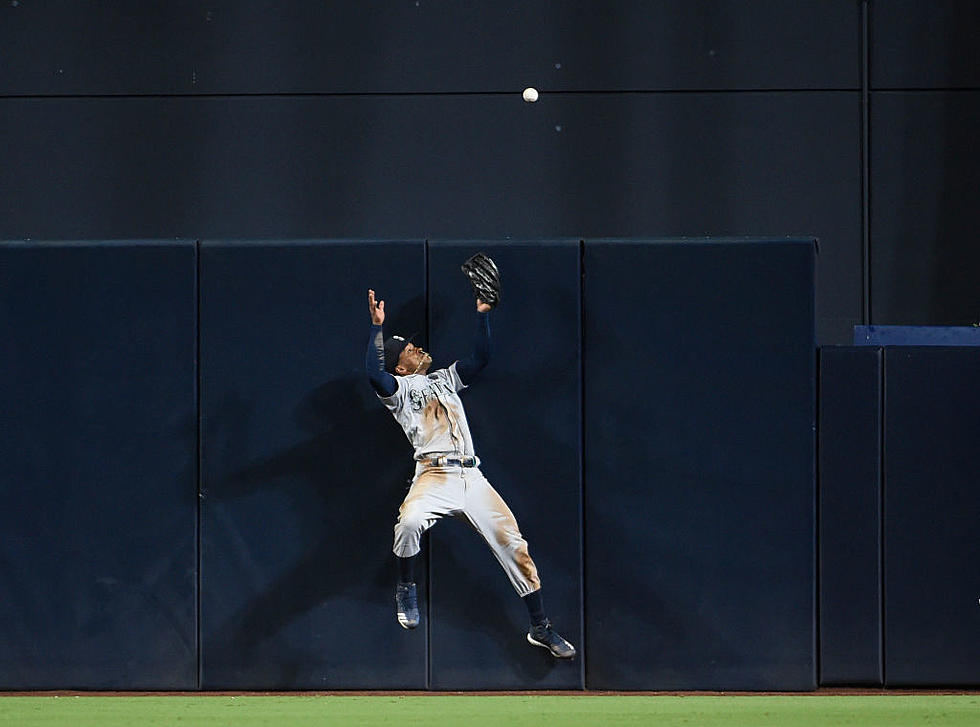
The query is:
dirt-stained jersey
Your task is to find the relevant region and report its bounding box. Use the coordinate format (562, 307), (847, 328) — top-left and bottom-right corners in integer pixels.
(378, 362), (475, 460)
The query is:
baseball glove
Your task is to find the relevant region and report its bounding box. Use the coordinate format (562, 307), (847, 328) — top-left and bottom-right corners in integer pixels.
(461, 252), (501, 307)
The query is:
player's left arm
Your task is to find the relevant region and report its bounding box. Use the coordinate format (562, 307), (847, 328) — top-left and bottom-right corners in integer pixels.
(366, 289), (398, 397)
(455, 299), (492, 386)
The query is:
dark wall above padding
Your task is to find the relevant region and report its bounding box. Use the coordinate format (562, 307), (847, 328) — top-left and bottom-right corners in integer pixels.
(0, 241), (198, 689)
(0, 1), (858, 95)
(871, 1), (980, 89)
(818, 346), (882, 686)
(198, 240), (428, 689)
(426, 240), (583, 689)
(584, 238), (816, 690)
(883, 347), (980, 686)
(870, 91), (980, 327)
(0, 92), (860, 344)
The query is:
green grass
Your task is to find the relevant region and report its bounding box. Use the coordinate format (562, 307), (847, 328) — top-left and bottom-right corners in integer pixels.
(0, 695), (977, 727)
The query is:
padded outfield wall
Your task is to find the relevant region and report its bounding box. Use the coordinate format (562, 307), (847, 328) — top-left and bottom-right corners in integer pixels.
(1, 237), (820, 690)
(3, 238), (976, 689)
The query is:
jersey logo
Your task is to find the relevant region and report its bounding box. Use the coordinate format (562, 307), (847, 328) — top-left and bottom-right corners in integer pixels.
(409, 377), (454, 411)
(409, 387), (429, 411)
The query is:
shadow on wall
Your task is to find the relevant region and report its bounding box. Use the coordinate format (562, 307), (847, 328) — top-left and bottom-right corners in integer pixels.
(435, 542), (558, 682)
(201, 373), (416, 678)
(427, 360), (580, 683)
(424, 267), (582, 685)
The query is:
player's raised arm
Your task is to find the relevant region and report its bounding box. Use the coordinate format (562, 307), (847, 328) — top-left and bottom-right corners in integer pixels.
(456, 298), (491, 385)
(368, 288), (384, 325)
(456, 252), (500, 386)
(366, 289), (397, 397)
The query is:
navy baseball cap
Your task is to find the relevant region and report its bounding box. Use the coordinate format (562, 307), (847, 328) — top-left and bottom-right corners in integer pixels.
(384, 335), (412, 374)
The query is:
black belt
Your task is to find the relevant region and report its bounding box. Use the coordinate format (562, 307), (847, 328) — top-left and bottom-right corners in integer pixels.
(422, 455), (480, 468)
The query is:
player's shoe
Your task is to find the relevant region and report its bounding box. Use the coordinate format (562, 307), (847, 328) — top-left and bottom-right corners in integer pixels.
(395, 582), (419, 629)
(527, 620), (576, 659)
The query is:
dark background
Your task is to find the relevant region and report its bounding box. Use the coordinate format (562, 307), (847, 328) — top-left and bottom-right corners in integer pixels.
(1, 0), (978, 691)
(2, 1), (978, 343)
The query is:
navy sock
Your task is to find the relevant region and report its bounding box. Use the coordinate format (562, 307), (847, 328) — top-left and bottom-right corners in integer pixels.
(522, 589), (547, 627)
(397, 554), (417, 584)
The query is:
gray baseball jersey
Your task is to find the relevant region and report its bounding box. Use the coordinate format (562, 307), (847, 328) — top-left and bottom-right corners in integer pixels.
(378, 362), (475, 461)
(379, 362), (541, 596)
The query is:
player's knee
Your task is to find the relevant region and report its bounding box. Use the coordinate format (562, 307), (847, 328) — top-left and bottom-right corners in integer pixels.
(395, 511), (426, 539)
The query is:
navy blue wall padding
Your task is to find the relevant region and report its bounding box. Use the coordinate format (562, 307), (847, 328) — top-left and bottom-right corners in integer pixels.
(199, 240), (427, 689)
(583, 239), (816, 690)
(0, 92), (860, 346)
(0, 2), (858, 95)
(0, 241), (197, 689)
(426, 241), (583, 689)
(818, 346), (882, 685)
(854, 326), (980, 347)
(883, 347), (980, 686)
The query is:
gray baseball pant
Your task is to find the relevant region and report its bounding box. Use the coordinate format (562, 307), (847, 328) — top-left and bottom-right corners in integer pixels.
(392, 463), (541, 597)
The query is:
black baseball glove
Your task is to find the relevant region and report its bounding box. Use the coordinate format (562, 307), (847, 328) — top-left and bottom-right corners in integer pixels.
(461, 252), (501, 307)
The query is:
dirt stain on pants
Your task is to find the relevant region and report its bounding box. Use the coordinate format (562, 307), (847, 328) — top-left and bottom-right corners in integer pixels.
(392, 464), (541, 596)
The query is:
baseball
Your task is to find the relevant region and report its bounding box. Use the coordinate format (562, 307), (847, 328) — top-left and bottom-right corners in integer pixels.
(522, 87), (539, 103)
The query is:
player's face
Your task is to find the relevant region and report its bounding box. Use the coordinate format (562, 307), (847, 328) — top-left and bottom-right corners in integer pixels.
(396, 342), (432, 376)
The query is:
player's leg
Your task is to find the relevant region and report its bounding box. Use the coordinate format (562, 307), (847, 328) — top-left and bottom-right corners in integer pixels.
(393, 466), (462, 557)
(458, 469), (540, 595)
(459, 468), (576, 658)
(392, 466), (462, 629)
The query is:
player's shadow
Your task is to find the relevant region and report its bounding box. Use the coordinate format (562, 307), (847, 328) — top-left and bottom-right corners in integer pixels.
(433, 540), (560, 683)
(425, 398), (580, 684)
(201, 374), (417, 685)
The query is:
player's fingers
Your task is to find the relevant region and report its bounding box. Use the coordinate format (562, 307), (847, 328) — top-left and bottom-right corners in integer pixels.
(378, 300), (384, 310)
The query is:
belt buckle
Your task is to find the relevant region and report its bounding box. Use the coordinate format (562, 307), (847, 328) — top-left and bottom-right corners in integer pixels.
(429, 454), (478, 467)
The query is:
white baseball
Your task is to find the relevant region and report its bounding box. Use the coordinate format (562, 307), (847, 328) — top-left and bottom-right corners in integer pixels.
(522, 87), (539, 103)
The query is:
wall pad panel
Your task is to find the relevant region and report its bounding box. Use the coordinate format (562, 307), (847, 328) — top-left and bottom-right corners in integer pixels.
(0, 240), (197, 689)
(818, 346), (882, 685)
(584, 238), (816, 690)
(426, 240), (583, 689)
(199, 240), (427, 688)
(883, 347), (980, 686)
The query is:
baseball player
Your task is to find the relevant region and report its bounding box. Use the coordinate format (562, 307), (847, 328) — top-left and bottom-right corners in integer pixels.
(363, 254), (575, 659)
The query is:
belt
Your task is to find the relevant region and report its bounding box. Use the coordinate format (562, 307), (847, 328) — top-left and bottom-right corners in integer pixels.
(422, 455), (481, 468)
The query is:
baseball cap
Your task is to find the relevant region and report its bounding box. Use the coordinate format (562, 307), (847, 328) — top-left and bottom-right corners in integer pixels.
(383, 334), (412, 374)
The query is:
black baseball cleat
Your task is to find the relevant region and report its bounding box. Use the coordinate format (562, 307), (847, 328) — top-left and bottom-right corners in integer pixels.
(395, 582), (419, 629)
(527, 620), (576, 659)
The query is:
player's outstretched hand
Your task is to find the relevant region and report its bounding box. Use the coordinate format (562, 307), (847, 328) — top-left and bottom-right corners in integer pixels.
(368, 289), (385, 325)
(476, 298), (492, 313)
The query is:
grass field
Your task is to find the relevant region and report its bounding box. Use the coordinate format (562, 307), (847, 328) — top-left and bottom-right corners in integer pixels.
(1, 695), (977, 727)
